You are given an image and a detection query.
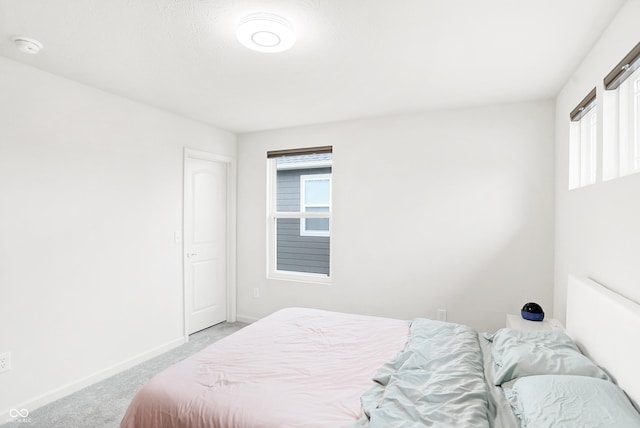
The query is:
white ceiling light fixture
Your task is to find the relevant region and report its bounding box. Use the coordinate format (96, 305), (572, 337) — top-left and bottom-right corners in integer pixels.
(12, 36), (43, 54)
(236, 13), (296, 53)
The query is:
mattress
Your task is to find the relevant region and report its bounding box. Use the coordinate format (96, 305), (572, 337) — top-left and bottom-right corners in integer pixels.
(120, 307), (410, 428)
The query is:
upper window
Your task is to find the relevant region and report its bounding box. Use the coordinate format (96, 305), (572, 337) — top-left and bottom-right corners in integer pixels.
(267, 147), (332, 281)
(569, 88), (597, 189)
(603, 41), (640, 180)
(300, 174), (331, 237)
(614, 63), (640, 176)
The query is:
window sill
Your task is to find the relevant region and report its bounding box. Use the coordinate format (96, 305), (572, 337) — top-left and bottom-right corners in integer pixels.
(268, 271), (331, 285)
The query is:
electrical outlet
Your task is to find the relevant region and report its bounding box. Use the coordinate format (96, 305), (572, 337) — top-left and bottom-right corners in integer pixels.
(253, 288), (260, 298)
(437, 309), (447, 321)
(0, 352), (11, 373)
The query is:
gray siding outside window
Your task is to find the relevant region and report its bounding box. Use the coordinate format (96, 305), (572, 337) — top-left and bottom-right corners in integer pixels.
(276, 167), (331, 275)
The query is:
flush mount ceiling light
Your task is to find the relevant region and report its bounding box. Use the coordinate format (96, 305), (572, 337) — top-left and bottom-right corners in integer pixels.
(12, 36), (43, 54)
(236, 13), (296, 53)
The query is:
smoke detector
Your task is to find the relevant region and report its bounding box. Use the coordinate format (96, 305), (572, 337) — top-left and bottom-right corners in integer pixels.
(236, 13), (296, 53)
(12, 37), (43, 54)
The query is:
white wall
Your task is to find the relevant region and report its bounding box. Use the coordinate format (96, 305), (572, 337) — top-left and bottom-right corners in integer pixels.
(0, 57), (236, 415)
(554, 0), (640, 321)
(237, 100), (555, 332)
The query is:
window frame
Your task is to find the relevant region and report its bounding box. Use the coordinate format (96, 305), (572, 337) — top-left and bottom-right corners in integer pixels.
(579, 106), (598, 187)
(266, 153), (332, 283)
(569, 90), (598, 190)
(603, 42), (640, 181)
(635, 76), (640, 171)
(618, 67), (640, 176)
(299, 173), (331, 237)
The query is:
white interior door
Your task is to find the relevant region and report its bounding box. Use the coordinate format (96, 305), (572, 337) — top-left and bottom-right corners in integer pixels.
(184, 156), (227, 334)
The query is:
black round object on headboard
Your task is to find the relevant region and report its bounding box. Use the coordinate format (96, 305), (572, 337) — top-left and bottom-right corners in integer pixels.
(521, 302), (545, 321)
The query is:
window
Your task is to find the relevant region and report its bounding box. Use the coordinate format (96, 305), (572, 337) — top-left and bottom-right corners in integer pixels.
(569, 88), (597, 189)
(616, 64), (640, 175)
(603, 41), (640, 180)
(267, 147), (332, 281)
(300, 174), (331, 237)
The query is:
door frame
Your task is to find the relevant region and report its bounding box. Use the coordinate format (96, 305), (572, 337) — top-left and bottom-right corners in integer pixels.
(183, 148), (237, 342)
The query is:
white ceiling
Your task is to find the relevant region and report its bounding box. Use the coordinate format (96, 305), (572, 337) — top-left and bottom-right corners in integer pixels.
(0, 0), (628, 133)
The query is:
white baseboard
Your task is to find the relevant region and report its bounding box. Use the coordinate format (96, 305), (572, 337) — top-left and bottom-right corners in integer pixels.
(236, 314), (259, 323)
(0, 336), (185, 424)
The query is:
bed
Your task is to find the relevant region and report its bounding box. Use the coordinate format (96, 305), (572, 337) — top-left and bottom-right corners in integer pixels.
(120, 308), (411, 427)
(121, 277), (640, 428)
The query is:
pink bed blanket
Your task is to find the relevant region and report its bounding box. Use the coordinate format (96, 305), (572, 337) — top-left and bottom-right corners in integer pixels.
(120, 308), (409, 428)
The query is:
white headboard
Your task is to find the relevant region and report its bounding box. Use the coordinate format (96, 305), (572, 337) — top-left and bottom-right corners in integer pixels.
(566, 275), (640, 408)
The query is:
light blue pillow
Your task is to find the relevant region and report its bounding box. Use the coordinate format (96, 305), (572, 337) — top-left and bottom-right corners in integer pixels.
(488, 328), (609, 385)
(505, 375), (640, 428)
